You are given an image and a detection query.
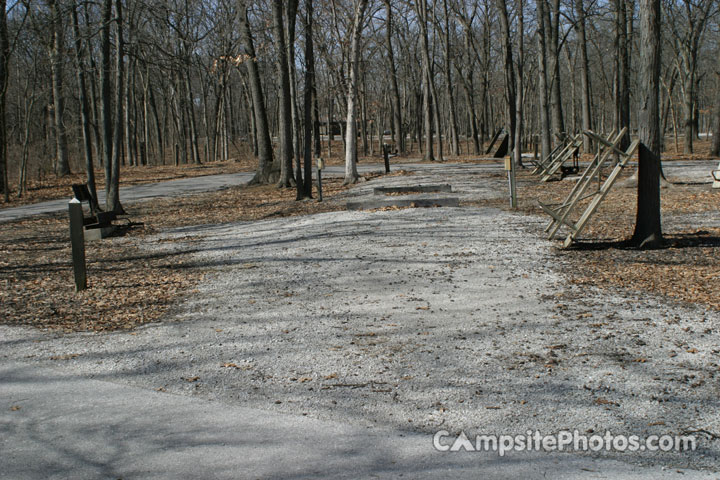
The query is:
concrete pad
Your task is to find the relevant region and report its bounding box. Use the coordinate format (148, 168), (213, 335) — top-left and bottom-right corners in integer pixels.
(347, 197), (460, 210)
(373, 184), (453, 195)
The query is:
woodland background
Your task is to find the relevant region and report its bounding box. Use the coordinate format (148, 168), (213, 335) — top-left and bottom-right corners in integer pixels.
(0, 0), (718, 205)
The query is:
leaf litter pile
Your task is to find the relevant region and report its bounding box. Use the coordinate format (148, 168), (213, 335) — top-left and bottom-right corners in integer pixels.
(0, 175), (374, 332)
(512, 164), (720, 312)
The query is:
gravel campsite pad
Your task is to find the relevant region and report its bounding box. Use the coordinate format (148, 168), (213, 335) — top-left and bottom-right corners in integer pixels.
(2, 164), (719, 471)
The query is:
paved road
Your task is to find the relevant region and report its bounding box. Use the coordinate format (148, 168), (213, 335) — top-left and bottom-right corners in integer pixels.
(0, 172), (255, 223)
(1, 360), (715, 480)
(0, 163), (504, 223)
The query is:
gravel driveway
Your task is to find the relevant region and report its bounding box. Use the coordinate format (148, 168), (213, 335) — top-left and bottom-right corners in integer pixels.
(2, 165), (718, 473)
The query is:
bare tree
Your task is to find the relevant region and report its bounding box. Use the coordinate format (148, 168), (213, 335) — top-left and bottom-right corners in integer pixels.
(664, 0), (716, 154)
(299, 0), (315, 200)
(575, 0), (592, 152)
(383, 0), (404, 154)
(0, 0), (8, 202)
(496, 0), (516, 159)
(343, 0), (369, 185)
(414, 0), (443, 161)
(238, 0), (276, 184)
(536, 0), (552, 161)
(70, 0), (99, 210)
(48, 0), (70, 176)
(272, 0), (293, 187)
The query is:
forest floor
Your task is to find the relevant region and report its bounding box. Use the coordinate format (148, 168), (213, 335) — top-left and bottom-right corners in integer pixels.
(0, 151), (717, 331)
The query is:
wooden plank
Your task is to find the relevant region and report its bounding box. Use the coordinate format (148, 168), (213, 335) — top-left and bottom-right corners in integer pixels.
(562, 139), (639, 248)
(545, 129), (628, 237)
(540, 136), (582, 182)
(69, 200), (87, 292)
(532, 142), (565, 175)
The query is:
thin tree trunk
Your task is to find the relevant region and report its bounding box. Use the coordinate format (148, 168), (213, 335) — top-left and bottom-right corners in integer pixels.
(576, 0), (593, 152)
(343, 0), (369, 184)
(497, 0), (516, 156)
(416, 0), (440, 161)
(514, 0), (524, 167)
(239, 0), (276, 184)
(712, 71), (720, 156)
(545, 0), (564, 138)
(286, 0), (301, 185)
(49, 0), (71, 176)
(384, 1), (403, 153)
(300, 0), (315, 200)
(71, 1), (99, 209)
(537, 0), (552, 161)
(272, 0), (294, 187)
(615, 0), (631, 150)
(442, 0), (459, 156)
(107, 0), (124, 213)
(100, 0), (114, 208)
(0, 0), (7, 202)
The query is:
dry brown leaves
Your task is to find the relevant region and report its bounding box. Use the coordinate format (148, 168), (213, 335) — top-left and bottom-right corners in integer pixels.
(0, 176), (362, 332)
(514, 165), (720, 312)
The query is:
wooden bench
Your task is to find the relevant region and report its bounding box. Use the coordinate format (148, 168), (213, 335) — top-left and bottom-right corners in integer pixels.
(71, 184), (117, 239)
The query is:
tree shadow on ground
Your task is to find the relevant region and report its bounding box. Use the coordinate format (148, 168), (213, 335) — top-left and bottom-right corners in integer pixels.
(566, 231), (720, 252)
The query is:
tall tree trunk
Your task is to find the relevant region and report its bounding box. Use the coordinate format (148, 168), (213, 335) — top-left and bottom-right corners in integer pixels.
(544, 0), (564, 138)
(416, 0), (441, 161)
(615, 0), (631, 150)
(71, 1), (99, 210)
(272, 0), (294, 187)
(343, 0), (369, 184)
(442, 0), (459, 156)
(576, 0), (593, 152)
(632, 0), (662, 248)
(184, 67), (201, 164)
(100, 0), (114, 207)
(238, 0), (276, 184)
(537, 0), (552, 162)
(384, 1), (403, 153)
(0, 0), (8, 202)
(107, 0), (124, 213)
(514, 0), (524, 167)
(285, 0), (301, 187)
(497, 0), (516, 156)
(300, 0), (315, 200)
(49, 0), (71, 176)
(712, 70), (720, 157)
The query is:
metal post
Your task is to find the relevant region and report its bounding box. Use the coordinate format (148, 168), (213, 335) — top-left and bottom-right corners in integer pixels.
(69, 199), (87, 292)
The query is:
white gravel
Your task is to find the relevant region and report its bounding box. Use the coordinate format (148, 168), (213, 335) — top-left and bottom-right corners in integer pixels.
(2, 165), (718, 472)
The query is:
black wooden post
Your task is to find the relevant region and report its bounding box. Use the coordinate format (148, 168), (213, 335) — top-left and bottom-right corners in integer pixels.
(317, 157), (324, 202)
(69, 199), (87, 292)
(383, 144), (390, 173)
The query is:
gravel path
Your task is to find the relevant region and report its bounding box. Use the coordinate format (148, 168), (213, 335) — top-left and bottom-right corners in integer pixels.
(2, 164), (718, 473)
